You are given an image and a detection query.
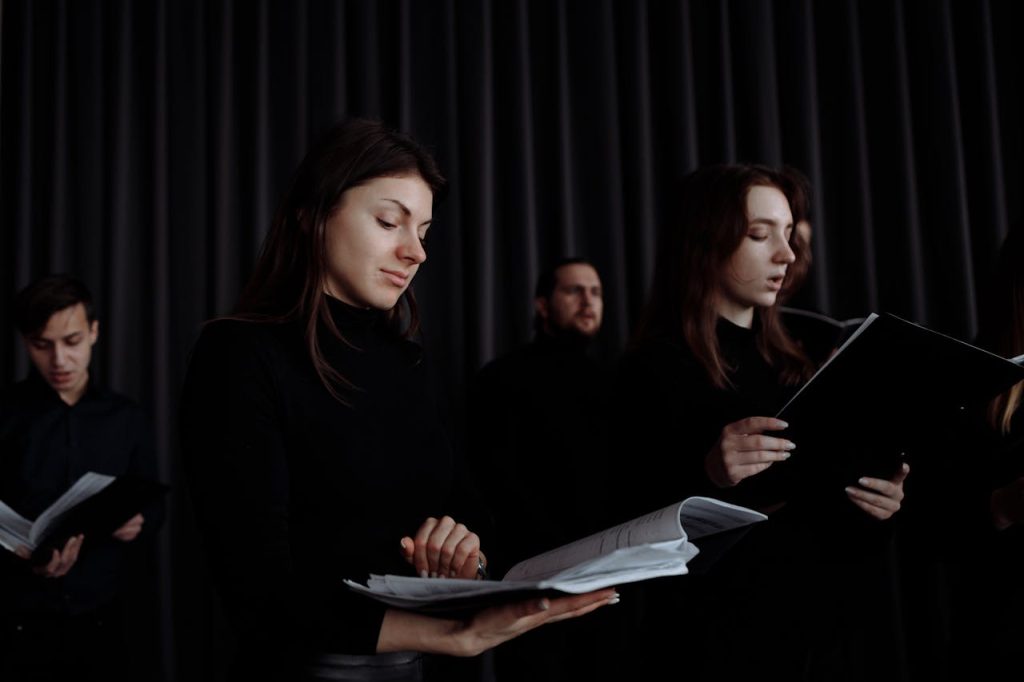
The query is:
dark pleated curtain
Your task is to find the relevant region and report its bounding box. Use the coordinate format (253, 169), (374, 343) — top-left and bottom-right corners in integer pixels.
(2, 1), (1024, 680)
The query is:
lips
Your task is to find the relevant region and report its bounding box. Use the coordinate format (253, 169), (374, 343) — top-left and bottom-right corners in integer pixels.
(381, 269), (410, 287)
(50, 371), (72, 384)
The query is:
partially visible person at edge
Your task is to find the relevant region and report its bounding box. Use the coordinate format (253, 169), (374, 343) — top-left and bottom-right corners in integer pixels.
(949, 229), (1024, 679)
(611, 163), (909, 680)
(0, 275), (160, 682)
(178, 119), (617, 682)
(470, 258), (626, 681)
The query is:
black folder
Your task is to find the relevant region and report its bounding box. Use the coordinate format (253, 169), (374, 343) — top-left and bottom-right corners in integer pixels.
(779, 306), (865, 365)
(0, 474), (168, 563)
(771, 313), (1024, 491)
(39, 475), (167, 554)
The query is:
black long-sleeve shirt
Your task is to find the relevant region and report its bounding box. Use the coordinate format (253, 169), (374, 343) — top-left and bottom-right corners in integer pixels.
(0, 372), (158, 615)
(179, 297), (461, 669)
(613, 317), (792, 520)
(612, 317), (906, 681)
(469, 333), (613, 574)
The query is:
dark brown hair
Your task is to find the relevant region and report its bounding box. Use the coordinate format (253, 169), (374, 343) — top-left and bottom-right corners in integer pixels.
(778, 166), (812, 301)
(233, 118), (446, 402)
(533, 257), (597, 332)
(978, 230), (1024, 434)
(15, 274), (96, 336)
(634, 163), (812, 389)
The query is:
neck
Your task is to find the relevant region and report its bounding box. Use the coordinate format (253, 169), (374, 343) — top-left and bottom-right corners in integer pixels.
(714, 297), (755, 329)
(539, 327), (593, 349)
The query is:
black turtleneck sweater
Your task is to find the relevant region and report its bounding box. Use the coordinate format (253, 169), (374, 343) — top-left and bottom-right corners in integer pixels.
(612, 318), (907, 681)
(179, 298), (459, 666)
(612, 317), (791, 520)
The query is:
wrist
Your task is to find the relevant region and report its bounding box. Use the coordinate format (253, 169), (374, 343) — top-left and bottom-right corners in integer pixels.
(377, 608), (478, 657)
(704, 452), (728, 488)
(447, 618), (483, 657)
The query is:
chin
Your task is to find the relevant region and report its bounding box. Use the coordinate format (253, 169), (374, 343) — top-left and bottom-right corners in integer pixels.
(368, 293), (404, 311)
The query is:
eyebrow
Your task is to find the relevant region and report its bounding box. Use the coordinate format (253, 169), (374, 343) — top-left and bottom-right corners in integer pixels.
(382, 198), (433, 227)
(30, 331), (81, 343)
(748, 217), (793, 228)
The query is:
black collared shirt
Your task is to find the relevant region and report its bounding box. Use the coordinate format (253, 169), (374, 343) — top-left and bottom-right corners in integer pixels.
(0, 371), (158, 615)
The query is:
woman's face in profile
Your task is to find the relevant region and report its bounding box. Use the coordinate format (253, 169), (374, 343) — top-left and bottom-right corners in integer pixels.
(714, 184), (795, 327)
(323, 174), (433, 310)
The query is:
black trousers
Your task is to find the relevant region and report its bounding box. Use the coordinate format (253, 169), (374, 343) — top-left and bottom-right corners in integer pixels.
(0, 602), (126, 682)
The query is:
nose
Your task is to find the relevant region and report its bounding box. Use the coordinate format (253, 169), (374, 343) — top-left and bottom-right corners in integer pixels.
(398, 230), (427, 265)
(775, 236), (796, 264)
(53, 344), (68, 368)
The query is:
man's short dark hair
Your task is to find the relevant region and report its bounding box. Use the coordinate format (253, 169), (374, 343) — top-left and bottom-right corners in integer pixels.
(14, 275), (96, 336)
(534, 257), (596, 300)
(533, 257), (597, 333)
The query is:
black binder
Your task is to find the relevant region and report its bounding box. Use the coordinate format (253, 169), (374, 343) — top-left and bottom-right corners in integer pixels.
(772, 313), (1024, 491)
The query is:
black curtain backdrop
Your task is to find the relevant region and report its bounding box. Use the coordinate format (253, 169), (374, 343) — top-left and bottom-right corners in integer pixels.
(3, 1), (1023, 680)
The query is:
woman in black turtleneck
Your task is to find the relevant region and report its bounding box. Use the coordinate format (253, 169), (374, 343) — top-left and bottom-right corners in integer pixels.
(179, 119), (615, 682)
(612, 164), (909, 680)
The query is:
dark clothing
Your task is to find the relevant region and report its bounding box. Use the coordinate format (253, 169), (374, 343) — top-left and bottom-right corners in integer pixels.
(0, 372), (158, 682)
(470, 333), (613, 573)
(614, 319), (790, 517)
(469, 333), (626, 682)
(179, 298), (467, 678)
(612, 318), (905, 681)
(0, 600), (126, 682)
(0, 373), (158, 614)
(947, 407), (1024, 679)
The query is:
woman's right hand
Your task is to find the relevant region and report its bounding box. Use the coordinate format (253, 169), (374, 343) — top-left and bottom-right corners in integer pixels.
(377, 589), (619, 657)
(704, 417), (794, 488)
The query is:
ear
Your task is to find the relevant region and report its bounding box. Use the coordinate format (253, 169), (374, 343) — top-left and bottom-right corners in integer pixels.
(89, 320), (100, 344)
(534, 297), (549, 321)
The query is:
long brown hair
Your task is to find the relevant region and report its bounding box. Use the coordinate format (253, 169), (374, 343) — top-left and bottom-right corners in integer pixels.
(778, 166), (812, 302)
(978, 230), (1024, 434)
(634, 163), (812, 390)
(233, 118), (446, 402)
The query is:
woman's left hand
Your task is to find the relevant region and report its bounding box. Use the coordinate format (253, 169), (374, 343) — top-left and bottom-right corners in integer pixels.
(400, 516), (485, 579)
(845, 462), (910, 520)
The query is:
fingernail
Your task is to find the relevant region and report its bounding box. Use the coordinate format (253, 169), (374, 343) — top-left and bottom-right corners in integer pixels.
(609, 596), (621, 605)
(845, 486), (855, 495)
(537, 598), (550, 611)
(777, 420), (789, 429)
(450, 569), (458, 578)
(400, 539), (408, 551)
(781, 452), (791, 460)
(419, 569), (428, 578)
(429, 571), (437, 579)
(858, 477), (869, 486)
(785, 441), (796, 450)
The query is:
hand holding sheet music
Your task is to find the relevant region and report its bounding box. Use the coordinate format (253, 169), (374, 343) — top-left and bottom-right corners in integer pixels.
(0, 472), (167, 562)
(345, 497), (766, 612)
(773, 313), (1024, 487)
